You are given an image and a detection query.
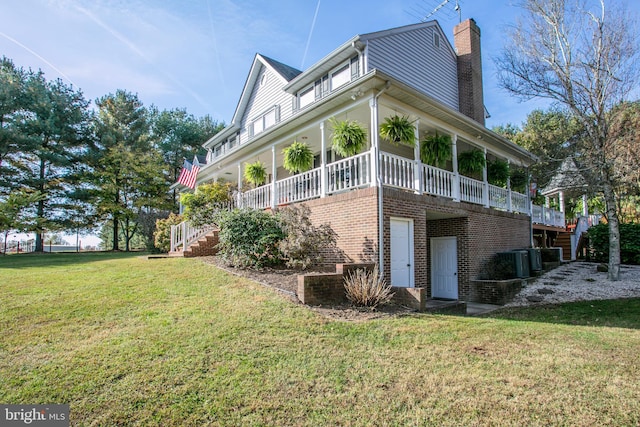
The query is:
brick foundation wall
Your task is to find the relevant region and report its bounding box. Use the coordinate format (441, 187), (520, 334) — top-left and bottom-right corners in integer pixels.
(299, 187), (379, 266)
(384, 187), (530, 301)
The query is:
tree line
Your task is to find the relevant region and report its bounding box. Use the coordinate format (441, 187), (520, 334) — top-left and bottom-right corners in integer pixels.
(0, 57), (223, 252)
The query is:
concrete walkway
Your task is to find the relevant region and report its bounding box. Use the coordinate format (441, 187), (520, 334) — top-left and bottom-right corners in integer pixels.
(466, 302), (502, 316)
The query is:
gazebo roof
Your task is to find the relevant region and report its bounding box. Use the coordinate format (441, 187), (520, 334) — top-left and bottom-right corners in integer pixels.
(540, 157), (588, 196)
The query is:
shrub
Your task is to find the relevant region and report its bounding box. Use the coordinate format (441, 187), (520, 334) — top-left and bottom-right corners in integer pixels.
(588, 223), (640, 265)
(153, 213), (183, 253)
(180, 182), (234, 228)
(277, 205), (337, 269)
(216, 209), (284, 268)
(344, 267), (394, 309)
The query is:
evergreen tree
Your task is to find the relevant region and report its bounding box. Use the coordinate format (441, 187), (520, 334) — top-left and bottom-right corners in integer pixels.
(91, 90), (171, 251)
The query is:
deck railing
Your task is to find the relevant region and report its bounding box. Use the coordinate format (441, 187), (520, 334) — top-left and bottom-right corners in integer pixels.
(327, 152), (371, 193)
(531, 205), (566, 227)
(231, 150), (565, 228)
(459, 175), (484, 205)
(277, 167), (321, 205)
(422, 164), (455, 198)
(380, 152), (414, 190)
(241, 185), (271, 210)
(170, 221), (214, 253)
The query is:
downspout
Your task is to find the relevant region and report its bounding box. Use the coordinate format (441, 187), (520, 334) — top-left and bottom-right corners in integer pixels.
(352, 41), (365, 75)
(373, 81), (391, 276)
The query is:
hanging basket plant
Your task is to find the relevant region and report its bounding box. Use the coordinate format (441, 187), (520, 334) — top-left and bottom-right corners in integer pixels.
(244, 161), (267, 188)
(420, 132), (452, 168)
(283, 141), (314, 174)
(458, 149), (486, 178)
(379, 115), (416, 147)
(487, 159), (510, 187)
(510, 168), (528, 192)
(330, 117), (367, 157)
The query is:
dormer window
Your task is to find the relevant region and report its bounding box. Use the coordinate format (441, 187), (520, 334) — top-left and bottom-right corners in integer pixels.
(298, 86), (314, 109)
(331, 63), (350, 90)
(249, 105), (280, 137)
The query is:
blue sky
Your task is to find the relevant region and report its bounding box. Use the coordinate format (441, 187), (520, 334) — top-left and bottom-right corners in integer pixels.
(7, 0), (637, 129)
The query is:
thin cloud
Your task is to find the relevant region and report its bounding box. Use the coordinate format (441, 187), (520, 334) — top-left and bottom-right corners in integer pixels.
(0, 31), (76, 85)
(301, 0), (322, 69)
(73, 3), (213, 113)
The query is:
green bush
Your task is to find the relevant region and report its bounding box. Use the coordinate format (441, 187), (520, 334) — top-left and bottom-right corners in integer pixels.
(180, 182), (234, 228)
(216, 209), (284, 268)
(588, 223), (640, 265)
(153, 213), (183, 253)
(277, 205), (337, 269)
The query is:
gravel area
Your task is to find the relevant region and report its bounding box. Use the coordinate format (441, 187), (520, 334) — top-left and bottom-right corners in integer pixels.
(505, 262), (640, 307)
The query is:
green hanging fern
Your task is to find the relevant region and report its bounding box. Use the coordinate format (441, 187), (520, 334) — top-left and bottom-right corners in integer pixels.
(487, 159), (510, 187)
(379, 115), (416, 147)
(283, 141), (314, 174)
(458, 149), (486, 177)
(420, 132), (452, 168)
(330, 117), (367, 157)
(244, 161), (267, 187)
(510, 168), (528, 192)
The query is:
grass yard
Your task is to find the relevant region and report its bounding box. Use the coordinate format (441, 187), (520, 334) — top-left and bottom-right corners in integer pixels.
(1, 253), (639, 426)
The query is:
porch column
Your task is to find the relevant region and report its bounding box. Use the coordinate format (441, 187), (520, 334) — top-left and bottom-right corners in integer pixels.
(482, 147), (489, 208)
(451, 134), (460, 201)
(582, 194), (588, 217)
(271, 145), (277, 209)
(507, 159), (512, 212)
(237, 162), (243, 208)
(320, 121), (327, 198)
(413, 120), (422, 194)
(369, 97), (380, 188)
(545, 196), (550, 208)
(558, 191), (565, 213)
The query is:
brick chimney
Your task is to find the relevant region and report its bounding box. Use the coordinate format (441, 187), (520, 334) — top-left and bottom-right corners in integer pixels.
(454, 19), (485, 125)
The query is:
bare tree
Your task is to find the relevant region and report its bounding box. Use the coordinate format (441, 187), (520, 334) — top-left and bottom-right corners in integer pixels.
(496, 0), (640, 280)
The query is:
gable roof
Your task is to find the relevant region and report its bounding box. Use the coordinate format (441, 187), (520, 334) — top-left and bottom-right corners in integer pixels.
(540, 157), (587, 196)
(260, 55), (302, 82)
(284, 20), (454, 93)
(230, 54), (300, 127)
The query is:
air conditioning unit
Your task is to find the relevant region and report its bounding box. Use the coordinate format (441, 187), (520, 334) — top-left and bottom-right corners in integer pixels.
(497, 251), (531, 278)
(527, 248), (543, 271)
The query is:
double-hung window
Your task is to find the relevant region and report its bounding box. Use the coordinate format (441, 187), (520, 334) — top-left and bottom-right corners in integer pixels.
(250, 105), (280, 137)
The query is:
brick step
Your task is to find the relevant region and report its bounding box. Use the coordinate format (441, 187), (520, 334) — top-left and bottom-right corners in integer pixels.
(182, 229), (220, 258)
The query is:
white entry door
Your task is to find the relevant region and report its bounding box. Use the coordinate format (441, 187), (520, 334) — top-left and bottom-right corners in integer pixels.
(390, 218), (414, 287)
(431, 237), (458, 299)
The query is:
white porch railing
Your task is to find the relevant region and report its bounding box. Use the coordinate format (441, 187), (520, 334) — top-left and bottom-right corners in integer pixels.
(327, 152), (371, 193)
(277, 167), (322, 205)
(170, 221), (214, 253)
(488, 185), (509, 210)
(380, 152), (414, 189)
(531, 205), (566, 227)
(231, 150), (566, 228)
(422, 164), (455, 198)
(459, 175), (484, 205)
(241, 185), (271, 210)
(511, 192), (529, 214)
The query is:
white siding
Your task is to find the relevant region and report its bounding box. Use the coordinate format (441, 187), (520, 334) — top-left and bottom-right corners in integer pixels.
(239, 65), (295, 145)
(366, 26), (459, 110)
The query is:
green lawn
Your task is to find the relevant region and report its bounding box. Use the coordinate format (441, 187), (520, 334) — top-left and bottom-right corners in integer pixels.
(1, 253), (639, 426)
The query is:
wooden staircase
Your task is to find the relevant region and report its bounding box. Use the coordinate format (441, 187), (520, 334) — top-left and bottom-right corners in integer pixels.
(173, 229), (220, 258)
(555, 232), (572, 261)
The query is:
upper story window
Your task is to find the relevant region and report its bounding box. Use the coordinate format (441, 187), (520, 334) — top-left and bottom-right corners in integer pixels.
(433, 32), (440, 49)
(249, 105), (280, 137)
(331, 64), (350, 90)
(298, 86), (314, 109)
(295, 55), (361, 110)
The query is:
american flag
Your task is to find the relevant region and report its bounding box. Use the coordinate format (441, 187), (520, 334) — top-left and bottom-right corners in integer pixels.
(177, 157), (200, 189)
